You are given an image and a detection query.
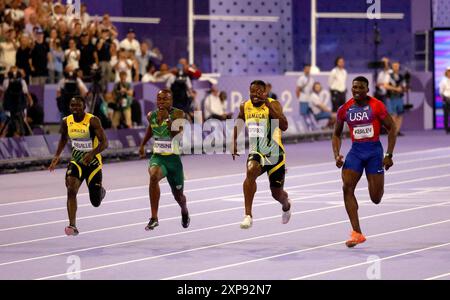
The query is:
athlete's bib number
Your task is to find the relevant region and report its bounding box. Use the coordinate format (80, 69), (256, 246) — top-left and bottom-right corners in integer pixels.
(72, 140), (93, 151)
(121, 98), (128, 108)
(248, 124), (265, 138)
(153, 140), (173, 154)
(353, 124), (374, 140)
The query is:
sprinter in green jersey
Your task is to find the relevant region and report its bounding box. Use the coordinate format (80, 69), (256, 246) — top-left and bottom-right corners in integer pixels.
(139, 89), (190, 230)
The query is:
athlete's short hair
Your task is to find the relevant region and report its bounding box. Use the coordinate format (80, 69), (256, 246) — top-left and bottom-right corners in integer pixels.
(70, 95), (85, 103)
(158, 88), (173, 96)
(250, 80), (266, 89)
(353, 76), (369, 87)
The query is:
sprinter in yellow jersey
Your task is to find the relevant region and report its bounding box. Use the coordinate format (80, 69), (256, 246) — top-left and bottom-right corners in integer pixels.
(49, 96), (108, 236)
(232, 80), (292, 229)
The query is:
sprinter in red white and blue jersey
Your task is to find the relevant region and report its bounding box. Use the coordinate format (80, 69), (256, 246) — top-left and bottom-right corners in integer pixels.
(332, 76), (397, 248)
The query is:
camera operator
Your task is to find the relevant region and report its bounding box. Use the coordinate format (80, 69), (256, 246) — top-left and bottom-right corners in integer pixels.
(85, 64), (111, 129)
(375, 57), (391, 105)
(439, 67), (450, 134)
(2, 66), (33, 137)
(112, 71), (133, 129)
(167, 63), (193, 114)
(56, 65), (88, 117)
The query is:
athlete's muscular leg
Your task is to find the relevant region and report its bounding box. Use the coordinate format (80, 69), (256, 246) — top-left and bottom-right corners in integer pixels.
(270, 187), (290, 211)
(149, 166), (164, 219)
(366, 173), (384, 204)
(342, 169), (363, 233)
(65, 176), (82, 226)
(244, 160), (262, 217)
(172, 189), (188, 216)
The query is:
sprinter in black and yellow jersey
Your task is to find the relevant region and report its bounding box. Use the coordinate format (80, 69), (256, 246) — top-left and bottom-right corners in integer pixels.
(232, 80), (292, 229)
(49, 96), (108, 236)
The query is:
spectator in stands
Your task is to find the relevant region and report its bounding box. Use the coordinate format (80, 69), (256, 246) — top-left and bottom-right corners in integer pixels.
(375, 57), (391, 104)
(96, 28), (113, 92)
(98, 14), (118, 39)
(204, 85), (232, 121)
(24, 12), (41, 38)
(2, 65), (33, 136)
(187, 89), (201, 123)
(0, 27), (18, 83)
(70, 21), (83, 46)
(309, 82), (335, 128)
(64, 38), (80, 69)
(51, 2), (65, 25)
(296, 64), (314, 117)
(56, 65), (88, 117)
(328, 56), (347, 112)
(26, 92), (43, 130)
(136, 41), (152, 79)
(15, 34), (32, 83)
(112, 70), (133, 128)
(30, 27), (49, 85)
(439, 67), (450, 134)
(385, 61), (406, 136)
(48, 39), (64, 84)
(141, 62), (156, 83)
(56, 19), (70, 49)
(266, 82), (277, 100)
(127, 49), (140, 82)
(113, 49), (133, 83)
(177, 57), (201, 80)
(119, 28), (140, 55)
(24, 0), (38, 24)
(145, 39), (163, 66)
(80, 3), (91, 29)
(5, 0), (25, 24)
(78, 31), (98, 81)
(153, 63), (174, 84)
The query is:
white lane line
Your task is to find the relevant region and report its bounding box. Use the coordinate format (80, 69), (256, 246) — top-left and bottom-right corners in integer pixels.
(3, 146), (450, 206)
(291, 242), (450, 280)
(35, 201), (450, 280)
(3, 184), (449, 267)
(425, 272), (450, 280)
(4, 153), (450, 218)
(164, 219), (450, 280)
(2, 162), (450, 232)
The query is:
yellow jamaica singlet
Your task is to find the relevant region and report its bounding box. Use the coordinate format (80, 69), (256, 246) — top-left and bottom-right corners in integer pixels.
(244, 98), (285, 157)
(67, 113), (102, 166)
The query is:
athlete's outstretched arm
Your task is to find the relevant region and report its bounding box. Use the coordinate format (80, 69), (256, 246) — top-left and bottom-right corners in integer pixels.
(82, 116), (108, 165)
(232, 102), (245, 160)
(332, 119), (345, 168)
(381, 114), (397, 170)
(139, 117), (153, 158)
(49, 118), (69, 171)
(265, 100), (288, 131)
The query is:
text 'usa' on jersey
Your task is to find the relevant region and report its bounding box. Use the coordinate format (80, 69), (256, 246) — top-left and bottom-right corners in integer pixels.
(337, 97), (388, 143)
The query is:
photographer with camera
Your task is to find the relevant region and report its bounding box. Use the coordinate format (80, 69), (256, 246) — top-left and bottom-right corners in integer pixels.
(56, 65), (88, 117)
(2, 66), (33, 137)
(85, 64), (111, 129)
(439, 67), (450, 134)
(111, 71), (133, 129)
(375, 57), (391, 105)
